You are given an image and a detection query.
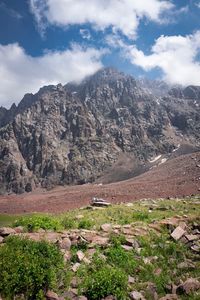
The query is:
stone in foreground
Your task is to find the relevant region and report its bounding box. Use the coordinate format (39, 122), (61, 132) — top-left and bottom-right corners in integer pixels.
(129, 291), (146, 300)
(176, 278), (200, 295)
(46, 290), (59, 300)
(171, 226), (186, 241)
(0, 227), (16, 236)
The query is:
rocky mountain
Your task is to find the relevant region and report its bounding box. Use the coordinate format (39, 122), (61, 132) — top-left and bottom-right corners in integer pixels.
(0, 67), (199, 194)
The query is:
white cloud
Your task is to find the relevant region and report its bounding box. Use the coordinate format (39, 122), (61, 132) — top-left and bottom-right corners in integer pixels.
(125, 31), (200, 86)
(80, 29), (91, 40)
(195, 1), (200, 8)
(29, 0), (48, 37)
(105, 34), (127, 49)
(30, 0), (173, 39)
(0, 43), (105, 108)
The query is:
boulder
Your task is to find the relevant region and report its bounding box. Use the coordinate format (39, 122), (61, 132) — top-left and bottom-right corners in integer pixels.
(71, 263), (81, 272)
(77, 250), (85, 262)
(185, 234), (199, 242)
(122, 245), (133, 251)
(177, 260), (195, 269)
(90, 235), (109, 246)
(45, 232), (60, 243)
(125, 238), (135, 246)
(129, 291), (146, 300)
(62, 290), (77, 299)
(71, 277), (79, 288)
(101, 224), (112, 232)
(0, 227), (16, 236)
(59, 237), (71, 250)
(46, 290), (59, 300)
(14, 226), (24, 233)
(128, 276), (135, 284)
(171, 226), (186, 241)
(176, 278), (200, 295)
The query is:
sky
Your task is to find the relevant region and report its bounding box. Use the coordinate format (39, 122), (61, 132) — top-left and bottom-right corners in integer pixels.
(0, 0), (200, 107)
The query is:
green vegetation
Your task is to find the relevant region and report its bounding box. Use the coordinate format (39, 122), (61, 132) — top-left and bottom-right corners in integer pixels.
(14, 215), (62, 232)
(0, 214), (19, 227)
(78, 218), (94, 229)
(0, 236), (69, 300)
(105, 245), (137, 275)
(0, 197), (198, 231)
(78, 257), (128, 300)
(0, 196), (199, 299)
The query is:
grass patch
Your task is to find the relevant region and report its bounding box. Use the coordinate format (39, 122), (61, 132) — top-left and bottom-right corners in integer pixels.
(105, 245), (137, 275)
(0, 236), (69, 299)
(14, 215), (62, 232)
(0, 214), (20, 227)
(78, 256), (128, 300)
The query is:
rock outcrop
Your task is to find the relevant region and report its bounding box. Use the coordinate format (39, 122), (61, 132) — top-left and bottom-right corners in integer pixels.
(0, 68), (199, 194)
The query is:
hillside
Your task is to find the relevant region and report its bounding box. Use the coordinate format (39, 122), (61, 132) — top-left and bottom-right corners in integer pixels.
(0, 196), (199, 299)
(0, 68), (200, 194)
(0, 151), (199, 214)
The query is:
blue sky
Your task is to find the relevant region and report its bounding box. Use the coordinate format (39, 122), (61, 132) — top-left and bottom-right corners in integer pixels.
(0, 0), (200, 107)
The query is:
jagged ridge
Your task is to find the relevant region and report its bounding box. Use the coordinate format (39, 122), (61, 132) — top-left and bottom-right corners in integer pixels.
(0, 67), (199, 194)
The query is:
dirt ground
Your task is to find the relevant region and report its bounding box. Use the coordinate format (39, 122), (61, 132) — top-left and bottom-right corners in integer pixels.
(0, 152), (199, 214)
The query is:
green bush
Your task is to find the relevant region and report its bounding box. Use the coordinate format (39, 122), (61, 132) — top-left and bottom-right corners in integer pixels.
(61, 216), (76, 229)
(109, 233), (126, 246)
(105, 245), (137, 274)
(78, 219), (93, 229)
(14, 215), (62, 232)
(0, 236), (67, 299)
(81, 263), (128, 300)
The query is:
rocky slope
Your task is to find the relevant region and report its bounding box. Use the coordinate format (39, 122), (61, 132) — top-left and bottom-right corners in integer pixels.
(0, 197), (200, 299)
(0, 68), (199, 194)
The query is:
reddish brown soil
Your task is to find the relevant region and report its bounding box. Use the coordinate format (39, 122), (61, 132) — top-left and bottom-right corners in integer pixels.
(0, 152), (199, 214)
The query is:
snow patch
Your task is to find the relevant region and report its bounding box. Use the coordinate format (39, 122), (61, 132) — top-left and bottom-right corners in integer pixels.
(172, 144), (180, 152)
(149, 155), (162, 163)
(156, 98), (160, 105)
(158, 158), (167, 165)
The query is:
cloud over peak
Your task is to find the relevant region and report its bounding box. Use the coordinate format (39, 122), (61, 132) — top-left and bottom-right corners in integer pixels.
(0, 43), (104, 107)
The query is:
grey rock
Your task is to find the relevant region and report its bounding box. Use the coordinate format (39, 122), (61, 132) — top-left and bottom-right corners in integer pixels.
(171, 226), (186, 241)
(0, 68), (200, 194)
(71, 263), (81, 272)
(129, 291), (146, 300)
(45, 290), (59, 300)
(76, 250), (85, 262)
(176, 278), (200, 295)
(59, 237), (71, 250)
(0, 227), (16, 236)
(100, 223), (112, 232)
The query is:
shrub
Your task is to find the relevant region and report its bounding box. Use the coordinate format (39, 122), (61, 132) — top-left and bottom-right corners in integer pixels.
(80, 263), (128, 300)
(78, 219), (93, 229)
(105, 245), (137, 274)
(14, 215), (62, 232)
(109, 233), (126, 246)
(61, 216), (76, 229)
(0, 236), (67, 299)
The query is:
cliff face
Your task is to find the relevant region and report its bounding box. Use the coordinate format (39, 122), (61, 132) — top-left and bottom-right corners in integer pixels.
(0, 68), (199, 194)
